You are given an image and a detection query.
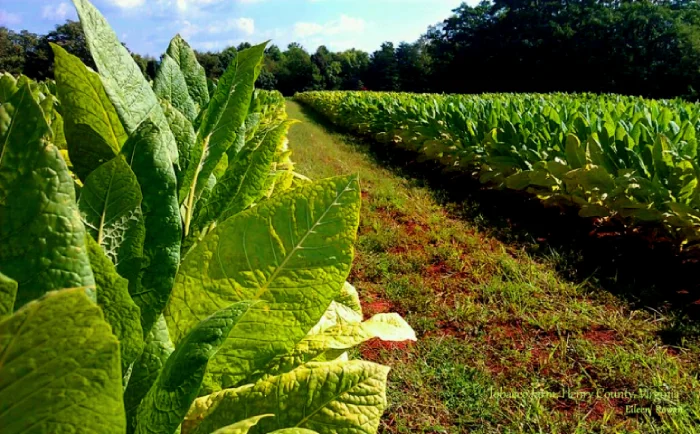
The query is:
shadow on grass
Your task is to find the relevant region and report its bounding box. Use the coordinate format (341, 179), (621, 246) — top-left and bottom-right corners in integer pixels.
(293, 101), (700, 343)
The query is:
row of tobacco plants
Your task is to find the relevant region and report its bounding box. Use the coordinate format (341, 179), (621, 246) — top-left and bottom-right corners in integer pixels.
(0, 1), (415, 433)
(295, 91), (700, 250)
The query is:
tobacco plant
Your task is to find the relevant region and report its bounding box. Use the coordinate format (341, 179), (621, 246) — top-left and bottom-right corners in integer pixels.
(296, 91), (700, 248)
(0, 1), (415, 433)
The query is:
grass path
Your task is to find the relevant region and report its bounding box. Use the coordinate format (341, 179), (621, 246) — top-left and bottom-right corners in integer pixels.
(285, 100), (700, 434)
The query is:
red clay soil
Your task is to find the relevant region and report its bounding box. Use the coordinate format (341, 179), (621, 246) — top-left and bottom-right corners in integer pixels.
(360, 338), (415, 361)
(582, 327), (620, 345)
(363, 300), (395, 317)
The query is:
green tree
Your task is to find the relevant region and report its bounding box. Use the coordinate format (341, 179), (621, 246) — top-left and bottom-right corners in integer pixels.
(396, 40), (431, 92)
(276, 43), (317, 95)
(424, 0), (700, 99)
(265, 44), (283, 62)
(367, 42), (399, 91)
(195, 50), (224, 79)
(131, 53), (158, 80)
(311, 45), (342, 90)
(257, 45), (283, 90)
(0, 28), (33, 75)
(219, 46), (238, 71)
(336, 48), (370, 90)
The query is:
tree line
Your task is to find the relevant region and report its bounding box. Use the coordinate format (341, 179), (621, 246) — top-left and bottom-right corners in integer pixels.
(0, 21), (159, 82)
(3, 0), (700, 99)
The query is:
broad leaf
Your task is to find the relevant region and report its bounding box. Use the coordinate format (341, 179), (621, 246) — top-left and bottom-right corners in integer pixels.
(652, 134), (673, 181)
(154, 54), (198, 123)
(209, 415), (274, 434)
(180, 42), (267, 229)
(52, 110), (68, 150)
(51, 43), (127, 181)
(184, 361), (390, 434)
(310, 300), (363, 336)
(121, 120), (182, 333)
(86, 235), (144, 374)
(166, 175), (361, 392)
(192, 120), (295, 235)
(0, 288), (125, 434)
(72, 0), (179, 166)
(161, 100), (196, 188)
(0, 84), (95, 309)
(337, 281), (362, 315)
(565, 134), (584, 170)
(0, 272), (17, 318)
(78, 156), (146, 294)
(310, 313), (416, 349)
(124, 315), (175, 432)
(269, 430), (320, 434)
(166, 35), (210, 112)
(267, 311), (415, 376)
(0, 72), (18, 103)
(134, 302), (256, 434)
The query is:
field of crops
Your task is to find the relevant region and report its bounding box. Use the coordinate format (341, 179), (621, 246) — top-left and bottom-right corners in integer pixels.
(0, 1), (417, 433)
(296, 91), (700, 249)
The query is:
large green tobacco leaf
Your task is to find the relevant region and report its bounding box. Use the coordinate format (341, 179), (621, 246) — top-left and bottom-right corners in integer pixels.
(86, 235), (144, 374)
(192, 121), (295, 235)
(51, 110), (68, 150)
(161, 100), (196, 188)
(166, 35), (210, 113)
(0, 85), (95, 309)
(184, 361), (390, 434)
(0, 73), (18, 103)
(166, 175), (361, 392)
(124, 315), (175, 432)
(51, 44), (127, 181)
(72, 0), (178, 167)
(134, 302), (256, 434)
(154, 54), (198, 123)
(652, 134), (674, 181)
(121, 120), (182, 333)
(180, 42), (267, 224)
(269, 430), (320, 434)
(0, 289), (125, 434)
(0, 273), (17, 318)
(669, 160), (698, 203)
(78, 156), (145, 293)
(209, 416), (273, 434)
(39, 92), (58, 125)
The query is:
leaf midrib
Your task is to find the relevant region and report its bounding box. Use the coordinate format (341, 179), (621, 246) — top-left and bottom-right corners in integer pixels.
(293, 365), (380, 429)
(246, 177), (356, 300)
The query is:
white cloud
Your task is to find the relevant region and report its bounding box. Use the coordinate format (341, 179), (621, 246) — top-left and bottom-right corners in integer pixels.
(175, 16), (253, 45)
(173, 0), (225, 11)
(108, 0), (146, 8)
(179, 20), (200, 39)
(207, 17), (254, 35)
(194, 37), (246, 51)
(332, 15), (366, 35)
(294, 15), (366, 38)
(293, 22), (324, 38)
(0, 10), (21, 26)
(41, 2), (73, 21)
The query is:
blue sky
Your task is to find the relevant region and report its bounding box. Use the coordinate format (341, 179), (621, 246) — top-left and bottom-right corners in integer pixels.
(0, 0), (477, 56)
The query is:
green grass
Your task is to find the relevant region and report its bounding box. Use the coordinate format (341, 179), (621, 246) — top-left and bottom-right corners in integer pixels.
(285, 100), (700, 434)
